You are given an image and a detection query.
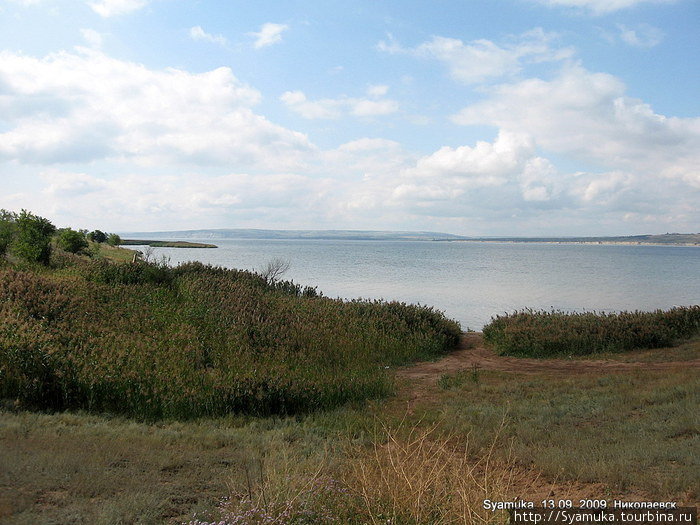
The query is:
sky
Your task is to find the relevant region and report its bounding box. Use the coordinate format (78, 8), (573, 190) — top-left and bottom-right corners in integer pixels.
(0, 0), (698, 235)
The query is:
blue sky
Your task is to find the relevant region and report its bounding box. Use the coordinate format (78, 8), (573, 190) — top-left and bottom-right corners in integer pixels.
(0, 0), (698, 235)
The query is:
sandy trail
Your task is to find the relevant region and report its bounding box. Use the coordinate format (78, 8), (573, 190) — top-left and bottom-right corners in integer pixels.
(399, 332), (700, 384)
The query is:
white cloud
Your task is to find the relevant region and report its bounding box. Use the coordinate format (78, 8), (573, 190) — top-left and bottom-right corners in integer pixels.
(87, 0), (149, 17)
(379, 28), (573, 85)
(452, 64), (700, 185)
(80, 28), (103, 49)
(0, 49), (312, 169)
(189, 26), (228, 47)
(533, 0), (677, 14)
(4, 0), (152, 14)
(366, 84), (389, 98)
(249, 23), (289, 49)
(617, 23), (664, 48)
(20, 169), (333, 231)
(280, 90), (399, 119)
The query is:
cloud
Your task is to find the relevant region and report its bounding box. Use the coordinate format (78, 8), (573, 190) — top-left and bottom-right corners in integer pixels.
(0, 48), (312, 168)
(337, 131), (559, 218)
(532, 0), (677, 15)
(379, 28), (573, 85)
(14, 169), (334, 231)
(616, 23), (664, 48)
(249, 23), (289, 49)
(189, 26), (228, 47)
(280, 90), (399, 119)
(452, 64), (700, 184)
(366, 84), (389, 98)
(87, 0), (149, 17)
(80, 28), (103, 49)
(4, 0), (152, 14)
(4, 0), (44, 5)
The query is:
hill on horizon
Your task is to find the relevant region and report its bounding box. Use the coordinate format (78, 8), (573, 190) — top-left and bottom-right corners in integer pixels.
(119, 229), (700, 244)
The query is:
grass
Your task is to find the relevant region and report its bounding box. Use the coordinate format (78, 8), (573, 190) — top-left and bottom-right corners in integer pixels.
(0, 406), (518, 525)
(2, 359), (698, 523)
(483, 307), (700, 357)
(7, 363), (696, 523)
(0, 254), (460, 419)
(0, 408), (342, 524)
(434, 368), (699, 500)
(579, 336), (700, 363)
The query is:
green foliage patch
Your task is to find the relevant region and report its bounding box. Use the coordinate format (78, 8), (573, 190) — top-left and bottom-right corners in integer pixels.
(483, 307), (700, 357)
(0, 259), (460, 419)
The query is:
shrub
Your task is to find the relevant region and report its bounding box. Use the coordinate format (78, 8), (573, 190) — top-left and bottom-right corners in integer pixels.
(87, 229), (107, 243)
(106, 233), (122, 246)
(10, 210), (56, 264)
(483, 307), (700, 357)
(0, 259), (461, 419)
(57, 228), (89, 254)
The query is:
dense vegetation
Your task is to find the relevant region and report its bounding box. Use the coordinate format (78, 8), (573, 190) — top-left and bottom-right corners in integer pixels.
(0, 212), (460, 419)
(483, 307), (700, 357)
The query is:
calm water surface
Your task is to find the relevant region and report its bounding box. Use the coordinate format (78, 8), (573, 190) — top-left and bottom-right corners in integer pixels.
(128, 240), (700, 330)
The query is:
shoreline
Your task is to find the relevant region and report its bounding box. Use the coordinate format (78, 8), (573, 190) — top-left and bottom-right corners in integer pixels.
(447, 240), (700, 247)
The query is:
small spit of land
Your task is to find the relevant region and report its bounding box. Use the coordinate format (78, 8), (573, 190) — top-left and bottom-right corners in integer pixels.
(1, 211), (699, 524)
(120, 239), (218, 248)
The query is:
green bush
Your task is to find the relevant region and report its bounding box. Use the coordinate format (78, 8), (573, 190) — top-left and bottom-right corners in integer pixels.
(106, 233), (122, 246)
(57, 228), (89, 254)
(9, 210), (56, 264)
(483, 307), (700, 357)
(87, 229), (107, 243)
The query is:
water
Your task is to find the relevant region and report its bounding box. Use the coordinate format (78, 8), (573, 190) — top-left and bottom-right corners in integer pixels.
(127, 240), (700, 330)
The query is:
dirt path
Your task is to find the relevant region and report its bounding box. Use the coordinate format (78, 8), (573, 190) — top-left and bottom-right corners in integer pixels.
(399, 332), (700, 385)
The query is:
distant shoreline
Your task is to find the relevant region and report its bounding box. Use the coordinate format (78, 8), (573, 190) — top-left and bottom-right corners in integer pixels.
(119, 229), (700, 246)
(445, 240), (700, 247)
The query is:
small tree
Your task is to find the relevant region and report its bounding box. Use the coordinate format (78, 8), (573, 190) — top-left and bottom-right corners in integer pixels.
(10, 210), (56, 264)
(260, 257), (291, 284)
(87, 230), (107, 243)
(57, 228), (89, 254)
(107, 233), (122, 246)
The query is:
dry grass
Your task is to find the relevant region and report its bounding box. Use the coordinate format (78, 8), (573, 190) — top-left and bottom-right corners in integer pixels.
(188, 414), (523, 525)
(343, 416), (517, 525)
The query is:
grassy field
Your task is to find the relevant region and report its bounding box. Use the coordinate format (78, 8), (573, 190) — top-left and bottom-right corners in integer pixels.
(433, 368), (699, 499)
(2, 359), (697, 524)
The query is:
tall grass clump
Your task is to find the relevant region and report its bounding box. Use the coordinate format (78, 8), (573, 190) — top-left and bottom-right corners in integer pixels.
(0, 257), (460, 419)
(483, 307), (700, 357)
(189, 419), (515, 525)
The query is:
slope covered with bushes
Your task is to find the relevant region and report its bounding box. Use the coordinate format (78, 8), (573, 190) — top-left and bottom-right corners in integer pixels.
(0, 256), (461, 419)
